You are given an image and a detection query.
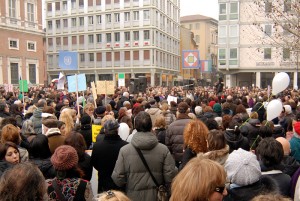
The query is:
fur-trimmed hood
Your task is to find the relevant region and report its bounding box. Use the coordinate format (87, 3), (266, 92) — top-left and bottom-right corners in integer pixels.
(198, 145), (229, 166)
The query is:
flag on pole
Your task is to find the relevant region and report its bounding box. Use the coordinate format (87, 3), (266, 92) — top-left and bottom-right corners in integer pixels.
(19, 80), (28, 92)
(200, 60), (212, 72)
(59, 51), (78, 70)
(57, 72), (65, 90)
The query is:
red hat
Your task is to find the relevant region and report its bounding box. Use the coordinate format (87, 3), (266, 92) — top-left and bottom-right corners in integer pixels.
(209, 101), (216, 108)
(294, 122), (300, 135)
(51, 145), (78, 171)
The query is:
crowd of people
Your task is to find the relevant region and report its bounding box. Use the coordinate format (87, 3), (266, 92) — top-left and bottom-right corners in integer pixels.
(0, 83), (299, 200)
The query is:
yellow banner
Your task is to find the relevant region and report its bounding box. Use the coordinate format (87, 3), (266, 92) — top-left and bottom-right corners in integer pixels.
(92, 124), (102, 142)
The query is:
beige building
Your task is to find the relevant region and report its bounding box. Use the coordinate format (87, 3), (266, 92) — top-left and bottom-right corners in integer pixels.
(0, 0), (45, 85)
(218, 0), (299, 88)
(180, 14), (218, 85)
(45, 0), (181, 87)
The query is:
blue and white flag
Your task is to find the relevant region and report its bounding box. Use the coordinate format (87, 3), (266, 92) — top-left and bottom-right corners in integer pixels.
(59, 51), (78, 70)
(67, 74), (87, 92)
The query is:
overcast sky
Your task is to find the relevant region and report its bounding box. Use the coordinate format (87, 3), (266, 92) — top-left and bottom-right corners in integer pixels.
(180, 0), (218, 20)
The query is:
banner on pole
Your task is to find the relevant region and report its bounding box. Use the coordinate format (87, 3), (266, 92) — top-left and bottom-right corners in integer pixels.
(19, 80), (28, 92)
(182, 50), (201, 69)
(96, 81), (115, 94)
(67, 74), (87, 92)
(57, 72), (65, 90)
(59, 51), (78, 70)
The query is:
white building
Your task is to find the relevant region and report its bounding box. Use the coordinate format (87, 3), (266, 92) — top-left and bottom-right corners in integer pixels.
(218, 0), (299, 89)
(45, 0), (181, 87)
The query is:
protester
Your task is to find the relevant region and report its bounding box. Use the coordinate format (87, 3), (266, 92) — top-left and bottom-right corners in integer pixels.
(0, 142), (20, 177)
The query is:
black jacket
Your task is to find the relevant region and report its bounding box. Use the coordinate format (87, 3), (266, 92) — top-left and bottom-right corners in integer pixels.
(0, 160), (13, 177)
(224, 129), (250, 153)
(79, 125), (93, 149)
(78, 153), (93, 181)
(282, 155), (300, 177)
(91, 134), (128, 193)
(30, 158), (56, 179)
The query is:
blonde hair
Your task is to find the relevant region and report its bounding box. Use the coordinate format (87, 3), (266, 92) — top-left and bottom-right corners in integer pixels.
(251, 194), (291, 201)
(154, 115), (166, 129)
(101, 115), (115, 126)
(160, 103), (169, 111)
(83, 103), (95, 114)
(96, 190), (131, 201)
(184, 120), (209, 153)
(59, 108), (75, 136)
(170, 158), (226, 201)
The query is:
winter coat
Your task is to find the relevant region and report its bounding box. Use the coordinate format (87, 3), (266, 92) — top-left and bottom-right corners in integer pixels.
(79, 125), (93, 149)
(146, 106), (162, 127)
(180, 147), (197, 171)
(45, 128), (66, 154)
(290, 134), (300, 163)
(91, 134), (128, 193)
(112, 131), (178, 201)
(224, 129), (250, 153)
(0, 160), (13, 177)
(18, 146), (29, 162)
(117, 96), (129, 110)
(200, 145), (229, 166)
(30, 158), (56, 179)
(153, 128), (166, 145)
(161, 110), (176, 127)
(240, 119), (261, 148)
(0, 111), (10, 118)
(281, 155), (300, 177)
(79, 153), (93, 181)
(30, 107), (43, 135)
(225, 176), (279, 201)
(252, 102), (266, 123)
(165, 114), (191, 163)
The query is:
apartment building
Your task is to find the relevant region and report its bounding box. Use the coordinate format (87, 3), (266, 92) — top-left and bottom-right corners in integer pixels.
(0, 0), (45, 85)
(218, 0), (299, 88)
(45, 0), (181, 87)
(180, 15), (218, 85)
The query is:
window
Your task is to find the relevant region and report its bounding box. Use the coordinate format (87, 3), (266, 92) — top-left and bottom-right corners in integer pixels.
(80, 53), (85, 62)
(265, 1), (272, 13)
(230, 2), (238, 20)
(284, 0), (291, 12)
(55, 2), (60, 10)
(115, 32), (120, 42)
(264, 48), (271, 59)
(63, 1), (67, 10)
(79, 0), (84, 7)
(71, 0), (76, 9)
(27, 3), (34, 22)
(229, 48), (237, 65)
(196, 23), (200, 29)
(283, 48), (290, 60)
(79, 17), (84, 26)
(106, 33), (111, 42)
(79, 35), (84, 44)
(133, 51), (139, 60)
(9, 39), (18, 49)
(88, 34), (94, 43)
(48, 38), (53, 46)
(229, 25), (238, 43)
(114, 13), (120, 22)
(48, 55), (53, 65)
(133, 11), (139, 20)
(133, 31), (139, 40)
(48, 21), (52, 29)
(144, 50), (150, 60)
(144, 10), (150, 20)
(97, 53), (102, 61)
(88, 0), (93, 6)
(105, 0), (111, 4)
(125, 12), (130, 22)
(97, 15), (102, 24)
(189, 24), (193, 29)
(72, 36), (77, 44)
(219, 3), (226, 21)
(63, 37), (68, 45)
(195, 35), (200, 43)
(219, 25), (226, 44)
(9, 0), (17, 18)
(71, 18), (76, 27)
(144, 30), (150, 40)
(29, 64), (36, 84)
(106, 14), (111, 23)
(88, 16), (93, 25)
(125, 32), (130, 41)
(96, 0), (101, 5)
(89, 53), (94, 62)
(47, 3), (52, 12)
(27, 41), (36, 51)
(264, 24), (272, 36)
(56, 37), (61, 46)
(219, 49), (226, 65)
(56, 20), (61, 29)
(10, 63), (19, 84)
(63, 19), (68, 27)
(96, 34), (102, 43)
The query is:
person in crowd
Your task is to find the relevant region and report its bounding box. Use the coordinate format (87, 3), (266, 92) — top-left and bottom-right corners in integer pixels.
(9, 103), (24, 128)
(28, 134), (55, 179)
(203, 106), (217, 120)
(96, 114), (116, 142)
(59, 108), (75, 136)
(256, 137), (291, 196)
(21, 119), (36, 141)
(170, 158), (227, 201)
(112, 111), (177, 201)
(0, 162), (47, 201)
(0, 102), (10, 118)
(57, 120), (66, 136)
(1, 124), (29, 162)
(235, 104), (249, 122)
(0, 142), (20, 177)
(160, 102), (176, 127)
(180, 120), (209, 170)
(64, 131), (93, 181)
(117, 92), (130, 111)
(43, 119), (65, 154)
(146, 98), (162, 128)
(95, 190), (131, 201)
(224, 148), (279, 201)
(290, 121), (300, 163)
(83, 103), (95, 122)
(166, 102), (191, 167)
(251, 194), (291, 201)
(94, 106), (107, 125)
(91, 120), (128, 193)
(213, 103), (222, 117)
(153, 115), (167, 145)
(240, 112), (261, 148)
(79, 114), (93, 149)
(226, 95), (237, 115)
(46, 145), (93, 200)
(30, 99), (47, 135)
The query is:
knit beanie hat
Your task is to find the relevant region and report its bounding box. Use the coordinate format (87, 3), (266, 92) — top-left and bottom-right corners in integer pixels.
(225, 148), (261, 186)
(294, 122), (300, 135)
(51, 145), (78, 171)
(213, 103), (222, 114)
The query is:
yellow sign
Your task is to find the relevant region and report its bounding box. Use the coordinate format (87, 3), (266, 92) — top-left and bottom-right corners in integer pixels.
(92, 124), (102, 142)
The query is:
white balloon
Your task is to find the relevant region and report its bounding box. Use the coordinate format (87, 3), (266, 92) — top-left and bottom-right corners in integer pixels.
(267, 99), (283, 121)
(272, 72), (290, 95)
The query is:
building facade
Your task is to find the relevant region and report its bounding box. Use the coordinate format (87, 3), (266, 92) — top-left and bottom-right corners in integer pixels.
(180, 15), (218, 86)
(218, 0), (299, 88)
(45, 0), (181, 87)
(0, 0), (45, 85)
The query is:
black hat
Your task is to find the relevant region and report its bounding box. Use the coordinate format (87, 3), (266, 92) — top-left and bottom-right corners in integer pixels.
(81, 115), (91, 125)
(95, 106), (106, 115)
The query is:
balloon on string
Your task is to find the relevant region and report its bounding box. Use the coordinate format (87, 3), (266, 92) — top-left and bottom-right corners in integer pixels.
(267, 99), (283, 121)
(272, 72), (290, 95)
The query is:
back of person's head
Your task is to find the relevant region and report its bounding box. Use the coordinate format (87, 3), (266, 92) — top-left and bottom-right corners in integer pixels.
(0, 117), (18, 129)
(256, 137), (284, 168)
(276, 137), (290, 156)
(96, 190), (131, 201)
(36, 99), (47, 108)
(194, 106), (202, 115)
(177, 102), (189, 114)
(0, 162), (46, 201)
(154, 115), (166, 129)
(160, 103), (169, 111)
(42, 119), (58, 128)
(207, 129), (226, 151)
(251, 194), (291, 201)
(259, 125), (273, 138)
(29, 134), (51, 159)
(222, 115), (232, 130)
(64, 131), (87, 159)
(204, 119), (219, 130)
(134, 111), (152, 132)
(1, 124), (20, 145)
(42, 106), (55, 114)
(103, 119), (120, 135)
(170, 158), (226, 201)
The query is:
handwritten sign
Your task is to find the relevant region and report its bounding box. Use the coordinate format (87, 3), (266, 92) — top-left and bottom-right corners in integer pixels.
(92, 124), (102, 142)
(96, 81), (115, 94)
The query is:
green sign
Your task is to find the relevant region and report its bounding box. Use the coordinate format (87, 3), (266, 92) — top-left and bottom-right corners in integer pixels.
(19, 80), (28, 92)
(118, 73), (125, 79)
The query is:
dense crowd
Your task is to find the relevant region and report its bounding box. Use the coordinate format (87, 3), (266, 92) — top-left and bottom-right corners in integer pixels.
(0, 83), (299, 201)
